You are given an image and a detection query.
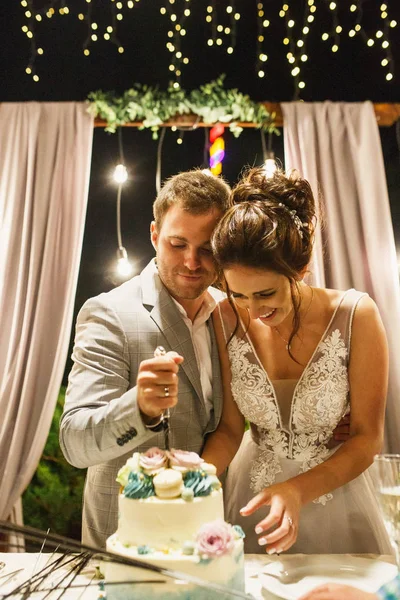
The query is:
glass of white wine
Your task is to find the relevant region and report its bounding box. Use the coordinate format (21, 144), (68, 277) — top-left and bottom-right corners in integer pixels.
(373, 454), (400, 566)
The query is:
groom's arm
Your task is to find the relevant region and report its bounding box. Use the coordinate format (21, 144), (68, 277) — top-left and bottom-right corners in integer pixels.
(327, 413), (351, 448)
(59, 296), (165, 468)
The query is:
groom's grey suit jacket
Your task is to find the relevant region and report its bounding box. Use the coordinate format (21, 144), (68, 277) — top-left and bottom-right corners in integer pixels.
(60, 260), (224, 549)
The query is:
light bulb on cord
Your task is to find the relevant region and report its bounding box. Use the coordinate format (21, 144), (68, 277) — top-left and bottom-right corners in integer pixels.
(114, 160), (131, 277)
(260, 131), (277, 178)
(113, 164), (128, 183)
(113, 129), (132, 279)
(116, 246), (132, 276)
(264, 153), (277, 178)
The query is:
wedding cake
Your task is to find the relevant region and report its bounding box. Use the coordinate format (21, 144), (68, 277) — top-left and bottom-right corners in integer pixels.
(104, 447), (245, 599)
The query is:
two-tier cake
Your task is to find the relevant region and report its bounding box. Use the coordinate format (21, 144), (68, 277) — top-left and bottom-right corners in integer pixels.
(104, 447), (245, 599)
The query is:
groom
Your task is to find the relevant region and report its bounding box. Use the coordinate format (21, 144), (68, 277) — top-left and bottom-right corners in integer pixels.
(59, 169), (231, 548)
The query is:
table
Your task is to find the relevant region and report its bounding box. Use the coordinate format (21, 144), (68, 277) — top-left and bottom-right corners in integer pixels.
(0, 553), (396, 599)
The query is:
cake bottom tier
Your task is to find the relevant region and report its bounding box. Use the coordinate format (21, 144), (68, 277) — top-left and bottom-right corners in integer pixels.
(105, 534), (245, 600)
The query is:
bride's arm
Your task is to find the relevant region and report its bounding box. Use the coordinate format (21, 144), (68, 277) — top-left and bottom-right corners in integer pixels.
(201, 306), (245, 475)
(241, 294), (388, 552)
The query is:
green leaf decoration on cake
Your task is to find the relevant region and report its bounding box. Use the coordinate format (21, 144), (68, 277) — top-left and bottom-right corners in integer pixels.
(199, 556), (213, 565)
(183, 470), (214, 497)
(124, 471), (155, 499)
(137, 545), (153, 555)
(232, 525), (246, 539)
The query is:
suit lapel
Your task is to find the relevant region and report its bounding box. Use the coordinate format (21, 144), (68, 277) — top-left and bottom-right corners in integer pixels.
(205, 316), (223, 433)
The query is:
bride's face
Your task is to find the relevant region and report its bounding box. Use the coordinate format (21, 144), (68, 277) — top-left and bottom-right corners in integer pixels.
(224, 265), (294, 327)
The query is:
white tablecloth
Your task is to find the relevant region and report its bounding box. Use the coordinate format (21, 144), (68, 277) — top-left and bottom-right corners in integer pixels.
(0, 553), (396, 599)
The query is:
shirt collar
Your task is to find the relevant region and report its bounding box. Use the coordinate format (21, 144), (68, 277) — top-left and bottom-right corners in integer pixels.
(171, 291), (216, 326)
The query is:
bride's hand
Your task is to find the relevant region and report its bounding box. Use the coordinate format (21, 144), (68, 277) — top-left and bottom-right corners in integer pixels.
(239, 481), (302, 553)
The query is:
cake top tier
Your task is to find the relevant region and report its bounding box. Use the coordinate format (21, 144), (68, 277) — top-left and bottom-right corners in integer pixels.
(116, 447), (221, 501)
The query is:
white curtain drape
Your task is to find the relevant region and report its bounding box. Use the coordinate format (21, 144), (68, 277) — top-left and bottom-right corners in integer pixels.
(0, 102), (94, 531)
(282, 101), (400, 453)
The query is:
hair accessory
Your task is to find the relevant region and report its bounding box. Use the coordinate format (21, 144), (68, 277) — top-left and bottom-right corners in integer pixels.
(278, 203), (307, 238)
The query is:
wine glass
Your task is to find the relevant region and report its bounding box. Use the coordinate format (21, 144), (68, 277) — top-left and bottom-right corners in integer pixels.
(373, 454), (400, 566)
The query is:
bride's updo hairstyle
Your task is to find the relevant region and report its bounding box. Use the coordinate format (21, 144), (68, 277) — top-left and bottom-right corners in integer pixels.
(211, 165), (317, 350)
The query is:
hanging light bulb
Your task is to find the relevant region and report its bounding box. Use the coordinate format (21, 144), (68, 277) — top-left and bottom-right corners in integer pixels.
(260, 130), (277, 178)
(113, 163), (128, 183)
(116, 246), (132, 276)
(113, 129), (132, 279)
(264, 152), (276, 178)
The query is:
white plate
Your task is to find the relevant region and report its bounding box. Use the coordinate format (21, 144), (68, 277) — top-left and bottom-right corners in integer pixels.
(260, 554), (397, 599)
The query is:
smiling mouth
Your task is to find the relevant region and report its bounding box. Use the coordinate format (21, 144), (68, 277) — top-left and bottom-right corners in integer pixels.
(259, 308), (276, 319)
(178, 273), (203, 280)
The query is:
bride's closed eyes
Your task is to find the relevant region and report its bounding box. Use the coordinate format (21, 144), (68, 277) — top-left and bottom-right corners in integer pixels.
(231, 291), (276, 300)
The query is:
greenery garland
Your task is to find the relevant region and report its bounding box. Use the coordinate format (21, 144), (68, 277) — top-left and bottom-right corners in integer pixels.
(87, 74), (279, 138)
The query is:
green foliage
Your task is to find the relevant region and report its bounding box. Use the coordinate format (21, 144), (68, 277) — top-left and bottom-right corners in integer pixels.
(23, 387), (85, 540)
(87, 74), (279, 138)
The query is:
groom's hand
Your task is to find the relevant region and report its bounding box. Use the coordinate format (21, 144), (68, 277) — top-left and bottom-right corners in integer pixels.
(327, 414), (351, 448)
(136, 351), (184, 419)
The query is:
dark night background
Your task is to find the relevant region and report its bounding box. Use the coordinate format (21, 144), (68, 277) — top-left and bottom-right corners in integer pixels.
(0, 1), (399, 386)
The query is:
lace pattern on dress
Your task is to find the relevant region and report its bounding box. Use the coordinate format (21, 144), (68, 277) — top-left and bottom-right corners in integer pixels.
(229, 336), (280, 430)
(227, 319), (351, 503)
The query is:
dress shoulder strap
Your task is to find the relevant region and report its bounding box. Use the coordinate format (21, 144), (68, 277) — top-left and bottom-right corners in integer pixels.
(216, 298), (243, 344)
(326, 288), (368, 352)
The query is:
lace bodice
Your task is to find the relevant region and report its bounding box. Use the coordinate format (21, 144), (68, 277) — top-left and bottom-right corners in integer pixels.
(218, 289), (366, 503)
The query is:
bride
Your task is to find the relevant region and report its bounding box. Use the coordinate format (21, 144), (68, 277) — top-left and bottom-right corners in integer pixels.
(202, 166), (392, 555)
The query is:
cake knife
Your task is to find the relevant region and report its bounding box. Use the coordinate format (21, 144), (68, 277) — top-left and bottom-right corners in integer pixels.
(153, 346), (171, 450)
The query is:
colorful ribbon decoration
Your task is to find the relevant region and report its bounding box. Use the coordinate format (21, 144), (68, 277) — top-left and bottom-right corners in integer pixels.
(209, 123), (225, 175)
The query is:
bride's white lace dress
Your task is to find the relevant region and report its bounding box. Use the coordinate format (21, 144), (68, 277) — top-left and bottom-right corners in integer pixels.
(217, 289), (392, 554)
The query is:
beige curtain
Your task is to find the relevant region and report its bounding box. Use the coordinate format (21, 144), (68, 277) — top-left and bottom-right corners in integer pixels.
(0, 102), (94, 534)
(282, 101), (400, 453)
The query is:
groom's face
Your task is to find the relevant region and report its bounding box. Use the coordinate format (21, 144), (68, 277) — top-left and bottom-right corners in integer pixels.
(151, 203), (221, 302)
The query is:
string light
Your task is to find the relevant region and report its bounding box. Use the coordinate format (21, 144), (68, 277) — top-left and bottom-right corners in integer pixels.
(21, 0), (141, 78)
(20, 0), (397, 88)
(280, 1), (317, 94)
(256, 0), (396, 91)
(256, 2), (269, 77)
(204, 1), (238, 56)
(160, 0), (192, 86)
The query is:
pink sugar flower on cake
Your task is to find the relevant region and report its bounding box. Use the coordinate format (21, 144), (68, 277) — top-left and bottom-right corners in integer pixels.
(168, 449), (204, 472)
(195, 519), (235, 558)
(139, 447), (167, 475)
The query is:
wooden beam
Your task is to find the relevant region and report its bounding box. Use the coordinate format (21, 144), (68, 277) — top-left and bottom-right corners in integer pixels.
(372, 103), (400, 126)
(262, 102), (400, 127)
(94, 102), (400, 129)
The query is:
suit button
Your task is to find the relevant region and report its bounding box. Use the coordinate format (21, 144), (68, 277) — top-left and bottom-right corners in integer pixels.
(116, 438), (124, 446)
(129, 427), (137, 438)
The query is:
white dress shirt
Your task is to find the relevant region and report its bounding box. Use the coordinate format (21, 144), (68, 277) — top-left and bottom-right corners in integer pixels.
(172, 293), (216, 420)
